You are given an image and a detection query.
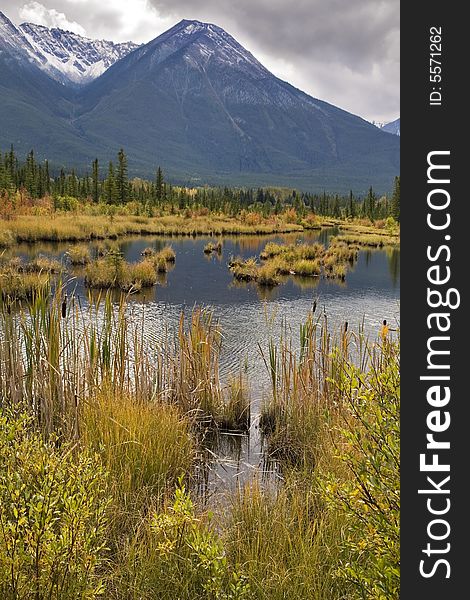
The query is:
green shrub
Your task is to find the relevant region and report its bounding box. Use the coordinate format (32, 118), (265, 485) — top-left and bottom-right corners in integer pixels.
(53, 195), (80, 212)
(322, 341), (400, 599)
(115, 476), (251, 599)
(0, 411), (111, 599)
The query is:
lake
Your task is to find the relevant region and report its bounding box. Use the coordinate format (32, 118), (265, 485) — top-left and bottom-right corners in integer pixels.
(13, 229), (399, 496)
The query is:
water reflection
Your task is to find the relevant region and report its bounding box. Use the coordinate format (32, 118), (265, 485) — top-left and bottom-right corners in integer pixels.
(387, 247), (400, 287)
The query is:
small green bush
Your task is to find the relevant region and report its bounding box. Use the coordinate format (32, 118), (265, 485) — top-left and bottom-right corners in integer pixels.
(0, 412), (111, 599)
(53, 195), (80, 212)
(117, 476), (251, 599)
(322, 341), (400, 599)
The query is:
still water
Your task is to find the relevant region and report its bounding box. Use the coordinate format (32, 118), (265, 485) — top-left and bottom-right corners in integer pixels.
(15, 230), (399, 496)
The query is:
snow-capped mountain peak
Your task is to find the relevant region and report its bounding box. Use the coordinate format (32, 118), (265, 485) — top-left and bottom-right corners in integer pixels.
(0, 10), (36, 57)
(134, 18), (269, 78)
(381, 118), (400, 136)
(375, 118), (400, 136)
(18, 22), (140, 85)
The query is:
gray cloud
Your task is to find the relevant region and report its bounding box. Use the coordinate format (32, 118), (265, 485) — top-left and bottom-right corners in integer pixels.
(3, 0), (399, 123)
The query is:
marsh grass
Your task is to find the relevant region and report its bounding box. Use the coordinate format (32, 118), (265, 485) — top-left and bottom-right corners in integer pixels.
(67, 244), (91, 265)
(230, 238), (355, 287)
(0, 287), (249, 437)
(84, 256), (157, 292)
(334, 233), (399, 247)
(203, 240), (223, 254)
(259, 312), (360, 466)
(0, 270), (50, 300)
(18, 255), (63, 273)
(0, 286), (399, 599)
(229, 256), (258, 282)
(219, 373), (251, 431)
(0, 229), (14, 248)
(0, 254), (63, 300)
(255, 263), (281, 287)
(146, 246), (176, 274)
(82, 390), (194, 502)
(227, 479), (348, 600)
(171, 309), (251, 427)
(238, 319), (399, 600)
(260, 242), (324, 262)
(109, 476), (251, 600)
(0, 213), (303, 246)
(82, 389), (194, 547)
(290, 258), (321, 276)
(229, 256), (280, 287)
(157, 245), (176, 262)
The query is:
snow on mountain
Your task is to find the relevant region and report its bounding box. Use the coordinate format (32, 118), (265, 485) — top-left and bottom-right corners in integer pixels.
(0, 13), (399, 191)
(19, 22), (140, 85)
(0, 10), (35, 57)
(0, 12), (139, 85)
(381, 118), (400, 136)
(118, 19), (269, 80)
(107, 19), (320, 112)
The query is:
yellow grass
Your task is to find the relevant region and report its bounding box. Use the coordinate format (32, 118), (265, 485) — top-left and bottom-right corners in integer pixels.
(82, 390), (194, 507)
(84, 257), (157, 291)
(0, 213), (304, 245)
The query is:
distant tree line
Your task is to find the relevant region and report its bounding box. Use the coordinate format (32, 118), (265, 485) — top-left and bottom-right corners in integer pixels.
(0, 146), (400, 221)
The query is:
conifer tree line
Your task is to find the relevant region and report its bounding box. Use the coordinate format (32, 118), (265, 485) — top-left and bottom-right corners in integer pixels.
(0, 147), (400, 221)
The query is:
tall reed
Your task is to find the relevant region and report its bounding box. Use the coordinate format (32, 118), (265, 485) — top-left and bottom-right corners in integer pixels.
(259, 311), (366, 466)
(0, 286), (249, 438)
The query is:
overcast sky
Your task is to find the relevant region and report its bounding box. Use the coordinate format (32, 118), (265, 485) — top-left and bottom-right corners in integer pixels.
(4, 0), (399, 124)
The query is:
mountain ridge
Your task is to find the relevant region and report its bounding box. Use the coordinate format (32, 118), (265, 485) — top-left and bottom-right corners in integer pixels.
(19, 22), (140, 85)
(0, 12), (399, 193)
(381, 118), (400, 136)
(0, 11), (138, 86)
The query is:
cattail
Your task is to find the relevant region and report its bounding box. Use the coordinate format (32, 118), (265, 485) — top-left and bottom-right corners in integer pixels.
(61, 294), (67, 319)
(344, 321), (348, 333)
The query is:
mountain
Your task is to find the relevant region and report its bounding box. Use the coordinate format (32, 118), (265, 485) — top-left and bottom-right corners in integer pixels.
(0, 14), (399, 193)
(75, 20), (399, 191)
(0, 11), (84, 155)
(0, 11), (115, 165)
(19, 22), (139, 85)
(381, 118), (400, 136)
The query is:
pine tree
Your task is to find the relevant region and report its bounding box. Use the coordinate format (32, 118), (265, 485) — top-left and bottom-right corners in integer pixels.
(92, 158), (99, 203)
(44, 160), (50, 194)
(37, 164), (44, 197)
(68, 169), (78, 197)
(365, 186), (376, 221)
(106, 161), (117, 204)
(25, 149), (37, 197)
(349, 190), (355, 218)
(8, 145), (16, 187)
(155, 166), (164, 203)
(0, 152), (13, 192)
(333, 196), (341, 218)
(59, 169), (66, 196)
(391, 176), (400, 222)
(116, 149), (128, 203)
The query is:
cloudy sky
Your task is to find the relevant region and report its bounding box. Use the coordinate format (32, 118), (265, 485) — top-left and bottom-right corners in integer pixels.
(4, 0), (399, 124)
